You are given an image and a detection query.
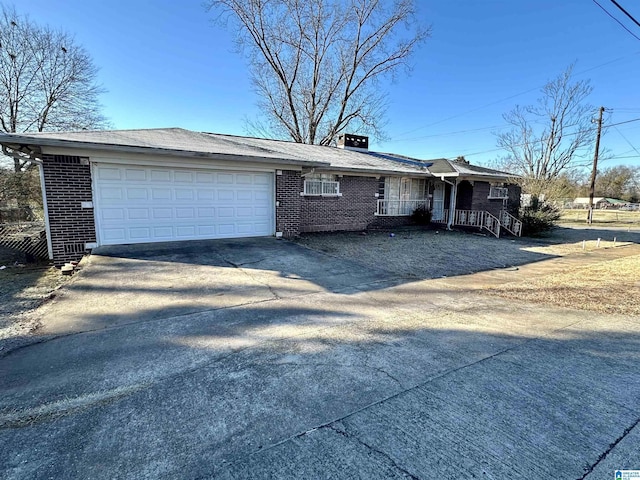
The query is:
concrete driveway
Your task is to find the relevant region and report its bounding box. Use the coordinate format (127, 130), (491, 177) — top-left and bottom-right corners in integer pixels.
(1, 238), (639, 479)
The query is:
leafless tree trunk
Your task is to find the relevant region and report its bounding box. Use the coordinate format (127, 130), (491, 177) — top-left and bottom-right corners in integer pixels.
(208, 0), (429, 145)
(0, 6), (108, 171)
(496, 65), (596, 198)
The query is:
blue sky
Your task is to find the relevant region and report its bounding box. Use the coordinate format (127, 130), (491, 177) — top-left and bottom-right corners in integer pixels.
(14, 0), (640, 169)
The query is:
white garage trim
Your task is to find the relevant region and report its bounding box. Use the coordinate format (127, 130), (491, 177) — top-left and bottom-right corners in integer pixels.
(92, 162), (275, 246)
(87, 153), (297, 173)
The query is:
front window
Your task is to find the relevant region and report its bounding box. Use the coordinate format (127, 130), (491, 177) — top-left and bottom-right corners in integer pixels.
(377, 177), (428, 215)
(303, 173), (340, 196)
(488, 186), (508, 199)
(384, 177), (428, 201)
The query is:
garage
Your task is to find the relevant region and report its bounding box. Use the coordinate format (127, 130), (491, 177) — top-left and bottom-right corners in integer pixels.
(93, 163), (275, 245)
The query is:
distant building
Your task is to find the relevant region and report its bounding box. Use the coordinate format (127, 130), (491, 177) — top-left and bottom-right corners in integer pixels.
(572, 197), (627, 209)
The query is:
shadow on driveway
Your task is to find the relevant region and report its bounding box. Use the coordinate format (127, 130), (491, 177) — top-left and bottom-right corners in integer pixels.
(0, 287), (638, 479)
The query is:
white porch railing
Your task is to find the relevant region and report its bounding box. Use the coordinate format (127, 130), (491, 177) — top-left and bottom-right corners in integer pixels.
(432, 209), (522, 238)
(376, 199), (428, 216)
(500, 211), (523, 237)
(483, 211), (501, 238)
(453, 209), (501, 238)
(453, 209), (485, 228)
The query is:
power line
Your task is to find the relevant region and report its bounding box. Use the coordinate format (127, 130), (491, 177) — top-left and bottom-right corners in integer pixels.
(389, 50), (640, 141)
(593, 0), (640, 41)
(609, 0), (640, 28)
(608, 117), (640, 127)
(384, 124), (511, 143)
(614, 125), (640, 156)
(418, 117), (640, 160)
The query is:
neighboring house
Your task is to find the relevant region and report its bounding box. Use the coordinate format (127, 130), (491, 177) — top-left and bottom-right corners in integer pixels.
(573, 197), (628, 209)
(0, 128), (521, 266)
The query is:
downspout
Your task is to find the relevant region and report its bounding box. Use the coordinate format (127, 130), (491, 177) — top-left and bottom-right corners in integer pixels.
(440, 175), (458, 230)
(2, 145), (53, 260)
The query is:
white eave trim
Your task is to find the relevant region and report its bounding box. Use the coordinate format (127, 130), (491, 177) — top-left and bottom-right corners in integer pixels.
(313, 166), (433, 177)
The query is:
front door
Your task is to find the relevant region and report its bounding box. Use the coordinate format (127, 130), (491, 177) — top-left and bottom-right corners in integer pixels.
(432, 183), (445, 221)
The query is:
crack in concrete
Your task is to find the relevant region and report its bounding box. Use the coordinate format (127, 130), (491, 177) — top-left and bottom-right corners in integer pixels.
(579, 416), (640, 480)
(325, 424), (420, 479)
(221, 317), (590, 472)
(223, 257), (282, 301)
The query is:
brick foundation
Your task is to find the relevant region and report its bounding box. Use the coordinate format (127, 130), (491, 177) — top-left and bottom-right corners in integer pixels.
(42, 155), (95, 266)
(368, 215), (413, 229)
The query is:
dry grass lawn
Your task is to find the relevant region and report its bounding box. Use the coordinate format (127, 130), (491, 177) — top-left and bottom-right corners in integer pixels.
(486, 253), (640, 315)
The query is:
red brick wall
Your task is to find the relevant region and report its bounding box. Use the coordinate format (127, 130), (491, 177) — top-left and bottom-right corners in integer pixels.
(300, 175), (411, 232)
(42, 155), (96, 266)
(470, 181), (506, 217)
(275, 170), (301, 237)
(469, 181), (521, 217)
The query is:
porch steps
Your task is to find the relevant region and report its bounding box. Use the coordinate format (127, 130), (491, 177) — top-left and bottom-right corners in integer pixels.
(435, 210), (522, 238)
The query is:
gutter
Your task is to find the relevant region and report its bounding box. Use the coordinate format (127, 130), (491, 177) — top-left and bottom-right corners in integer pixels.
(313, 166), (434, 177)
(440, 175), (456, 186)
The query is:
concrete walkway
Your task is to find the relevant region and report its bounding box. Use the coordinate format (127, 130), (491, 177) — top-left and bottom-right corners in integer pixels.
(1, 238), (639, 479)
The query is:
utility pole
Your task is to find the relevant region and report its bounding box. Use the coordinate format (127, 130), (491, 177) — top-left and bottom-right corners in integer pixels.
(587, 106), (605, 224)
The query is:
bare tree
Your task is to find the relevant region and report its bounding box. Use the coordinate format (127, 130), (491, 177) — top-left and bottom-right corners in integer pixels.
(0, 5), (108, 171)
(496, 65), (596, 198)
(208, 0), (429, 145)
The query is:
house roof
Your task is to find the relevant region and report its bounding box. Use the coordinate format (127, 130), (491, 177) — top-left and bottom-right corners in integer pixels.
(428, 158), (515, 179)
(0, 127), (514, 179)
(203, 133), (430, 175)
(0, 128), (325, 168)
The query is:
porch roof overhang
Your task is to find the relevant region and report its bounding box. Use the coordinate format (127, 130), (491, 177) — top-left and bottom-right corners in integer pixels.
(434, 172), (518, 183)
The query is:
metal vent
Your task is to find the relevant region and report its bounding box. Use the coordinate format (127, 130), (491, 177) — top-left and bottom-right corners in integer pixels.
(63, 242), (86, 254)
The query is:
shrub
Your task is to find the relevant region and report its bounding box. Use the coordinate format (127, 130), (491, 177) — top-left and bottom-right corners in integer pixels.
(410, 204), (432, 225)
(519, 201), (561, 236)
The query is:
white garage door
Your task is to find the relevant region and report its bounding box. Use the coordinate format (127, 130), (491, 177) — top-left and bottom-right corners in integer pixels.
(94, 163), (275, 245)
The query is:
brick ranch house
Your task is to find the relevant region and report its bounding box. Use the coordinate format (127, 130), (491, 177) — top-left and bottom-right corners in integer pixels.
(0, 128), (521, 266)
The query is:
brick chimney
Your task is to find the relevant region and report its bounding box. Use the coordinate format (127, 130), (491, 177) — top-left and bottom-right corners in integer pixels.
(337, 134), (369, 150)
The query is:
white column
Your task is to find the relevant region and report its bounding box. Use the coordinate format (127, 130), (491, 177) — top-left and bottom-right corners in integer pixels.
(447, 180), (458, 230)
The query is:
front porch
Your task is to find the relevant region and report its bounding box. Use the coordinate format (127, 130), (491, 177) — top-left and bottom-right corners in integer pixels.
(375, 177), (522, 238)
(375, 200), (522, 238)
